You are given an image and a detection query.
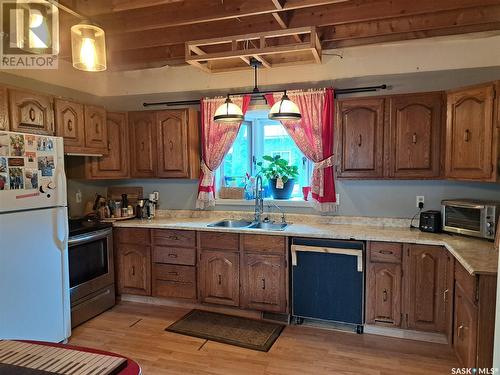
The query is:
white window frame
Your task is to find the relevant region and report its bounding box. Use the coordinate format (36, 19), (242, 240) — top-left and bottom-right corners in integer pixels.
(216, 115), (313, 205)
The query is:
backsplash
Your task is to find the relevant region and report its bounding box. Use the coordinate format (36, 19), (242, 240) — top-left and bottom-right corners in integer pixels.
(67, 178), (500, 219)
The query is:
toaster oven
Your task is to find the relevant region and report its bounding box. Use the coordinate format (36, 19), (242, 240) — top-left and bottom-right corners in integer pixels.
(441, 199), (500, 240)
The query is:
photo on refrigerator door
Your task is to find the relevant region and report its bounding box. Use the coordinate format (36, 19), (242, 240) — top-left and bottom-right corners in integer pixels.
(0, 173), (7, 190)
(37, 137), (54, 152)
(10, 134), (25, 156)
(38, 155), (54, 176)
(0, 133), (9, 155)
(24, 169), (38, 189)
(9, 167), (23, 189)
(25, 135), (36, 151)
(25, 152), (36, 168)
(0, 157), (6, 173)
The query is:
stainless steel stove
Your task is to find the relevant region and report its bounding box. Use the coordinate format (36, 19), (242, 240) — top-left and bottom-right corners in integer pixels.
(68, 218), (115, 328)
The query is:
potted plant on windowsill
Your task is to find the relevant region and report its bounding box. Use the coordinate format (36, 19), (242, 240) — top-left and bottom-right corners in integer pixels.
(257, 155), (299, 199)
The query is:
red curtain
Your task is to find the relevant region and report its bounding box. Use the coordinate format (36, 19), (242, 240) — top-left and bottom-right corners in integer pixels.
(265, 88), (336, 212)
(196, 95), (251, 209)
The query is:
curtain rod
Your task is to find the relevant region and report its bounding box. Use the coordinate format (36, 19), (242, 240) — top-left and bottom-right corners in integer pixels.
(142, 84), (387, 107)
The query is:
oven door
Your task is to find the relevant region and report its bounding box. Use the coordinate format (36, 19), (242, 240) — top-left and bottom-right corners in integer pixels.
(68, 228), (114, 304)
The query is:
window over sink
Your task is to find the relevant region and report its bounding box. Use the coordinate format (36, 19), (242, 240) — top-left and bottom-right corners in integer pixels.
(216, 110), (312, 201)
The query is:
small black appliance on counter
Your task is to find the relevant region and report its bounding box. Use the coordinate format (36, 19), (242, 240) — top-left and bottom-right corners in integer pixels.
(419, 210), (441, 233)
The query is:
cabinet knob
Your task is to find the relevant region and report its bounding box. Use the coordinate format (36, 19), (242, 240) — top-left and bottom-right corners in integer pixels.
(358, 134), (362, 147)
(412, 133), (417, 144)
(262, 278), (266, 290)
(464, 129), (471, 142)
(168, 253), (178, 258)
(67, 119), (73, 132)
(29, 107), (36, 122)
(218, 274), (222, 285)
(95, 122), (99, 134)
(131, 266), (135, 276)
(383, 289), (388, 302)
(443, 288), (449, 303)
(379, 250), (393, 255)
(457, 324), (464, 338)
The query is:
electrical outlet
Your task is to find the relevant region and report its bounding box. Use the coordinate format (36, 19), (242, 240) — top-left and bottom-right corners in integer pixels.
(416, 196), (424, 208)
(336, 193), (340, 205)
(75, 190), (82, 203)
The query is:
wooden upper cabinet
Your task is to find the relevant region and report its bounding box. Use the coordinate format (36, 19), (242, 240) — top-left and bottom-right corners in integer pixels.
(0, 86), (10, 131)
(335, 98), (385, 178)
(8, 88), (54, 135)
(54, 99), (85, 153)
(88, 112), (129, 179)
(445, 83), (495, 180)
(387, 93), (443, 178)
(404, 244), (453, 333)
(129, 111), (156, 178)
(84, 105), (108, 152)
(156, 109), (200, 179)
(199, 250), (240, 307)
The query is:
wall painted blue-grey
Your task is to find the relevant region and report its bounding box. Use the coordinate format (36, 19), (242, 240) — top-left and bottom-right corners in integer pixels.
(67, 178), (500, 218)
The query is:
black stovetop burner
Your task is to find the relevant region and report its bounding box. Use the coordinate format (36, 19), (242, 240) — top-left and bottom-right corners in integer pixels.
(68, 217), (113, 237)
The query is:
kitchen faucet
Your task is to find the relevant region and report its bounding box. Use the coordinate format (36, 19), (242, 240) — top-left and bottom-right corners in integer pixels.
(267, 201), (287, 224)
(254, 175), (264, 222)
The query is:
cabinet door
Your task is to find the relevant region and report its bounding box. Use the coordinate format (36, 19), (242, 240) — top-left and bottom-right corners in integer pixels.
(9, 88), (54, 134)
(335, 98), (385, 178)
(366, 262), (402, 326)
(156, 110), (189, 178)
(454, 282), (478, 368)
(388, 93), (443, 178)
(84, 105), (107, 151)
(129, 111), (156, 178)
(199, 250), (239, 306)
(54, 99), (85, 152)
(241, 253), (286, 312)
(0, 86), (9, 130)
(89, 112), (129, 179)
(117, 244), (151, 296)
(404, 245), (453, 333)
(446, 84), (495, 180)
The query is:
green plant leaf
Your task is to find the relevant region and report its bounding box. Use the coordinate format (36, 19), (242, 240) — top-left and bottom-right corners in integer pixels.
(263, 155), (274, 162)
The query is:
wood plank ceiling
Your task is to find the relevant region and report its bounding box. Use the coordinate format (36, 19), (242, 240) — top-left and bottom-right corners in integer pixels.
(59, 0), (500, 71)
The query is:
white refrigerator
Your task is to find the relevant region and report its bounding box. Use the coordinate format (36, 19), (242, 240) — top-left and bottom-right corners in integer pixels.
(0, 130), (71, 342)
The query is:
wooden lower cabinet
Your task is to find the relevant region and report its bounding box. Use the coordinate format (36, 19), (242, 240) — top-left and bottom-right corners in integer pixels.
(153, 264), (196, 300)
(241, 253), (287, 313)
(454, 282), (478, 367)
(366, 262), (402, 327)
(116, 244), (151, 296)
(199, 250), (240, 307)
(404, 244), (453, 333)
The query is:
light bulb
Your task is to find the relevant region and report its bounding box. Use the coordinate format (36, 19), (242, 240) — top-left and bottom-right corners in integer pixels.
(80, 37), (97, 71)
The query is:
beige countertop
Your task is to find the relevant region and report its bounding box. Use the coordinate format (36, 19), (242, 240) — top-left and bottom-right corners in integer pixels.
(114, 216), (498, 276)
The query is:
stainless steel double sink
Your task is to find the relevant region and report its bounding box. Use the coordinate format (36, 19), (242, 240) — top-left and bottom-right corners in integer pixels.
(207, 219), (288, 231)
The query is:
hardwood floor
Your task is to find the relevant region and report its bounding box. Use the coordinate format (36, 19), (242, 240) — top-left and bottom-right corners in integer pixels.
(69, 301), (458, 375)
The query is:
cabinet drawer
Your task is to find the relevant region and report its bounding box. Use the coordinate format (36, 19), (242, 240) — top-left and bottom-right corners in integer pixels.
(368, 242), (402, 264)
(199, 231), (239, 251)
(115, 228), (150, 245)
(152, 229), (195, 248)
(153, 264), (196, 299)
(153, 246), (196, 266)
(242, 234), (286, 255)
(455, 262), (477, 303)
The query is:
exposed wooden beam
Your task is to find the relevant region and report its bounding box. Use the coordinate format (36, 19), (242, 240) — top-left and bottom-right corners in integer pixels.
(95, 0), (349, 34)
(321, 5), (500, 42)
(272, 0), (287, 10)
(272, 11), (289, 29)
(107, 2), (500, 53)
(73, 0), (184, 16)
(323, 22), (500, 49)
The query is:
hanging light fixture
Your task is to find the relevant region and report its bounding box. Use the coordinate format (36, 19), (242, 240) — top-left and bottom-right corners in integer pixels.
(70, 20), (106, 72)
(268, 90), (302, 121)
(213, 94), (244, 123)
